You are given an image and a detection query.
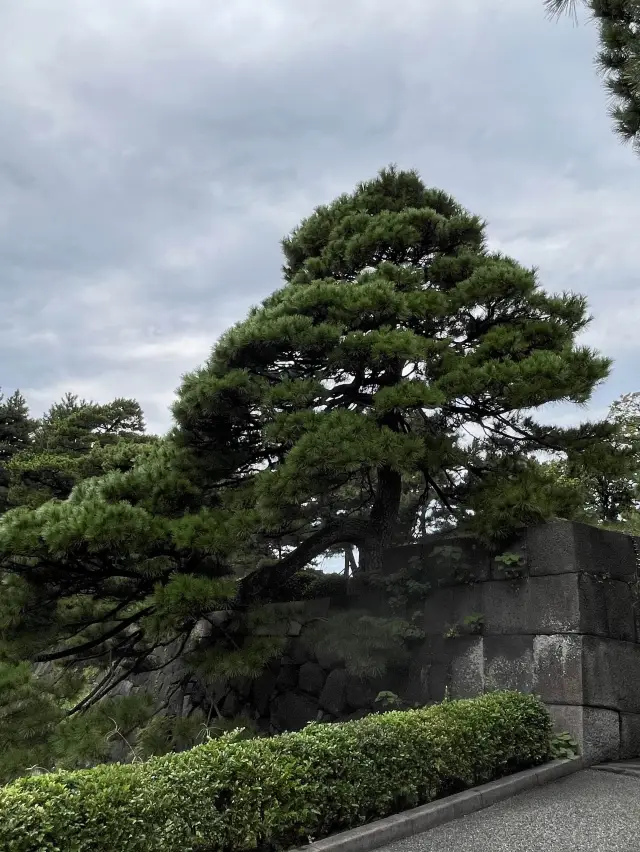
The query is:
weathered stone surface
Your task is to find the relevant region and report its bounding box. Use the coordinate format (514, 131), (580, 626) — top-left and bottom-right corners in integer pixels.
(482, 574), (580, 635)
(383, 536), (491, 587)
(251, 670), (278, 717)
(288, 621), (302, 637)
(270, 692), (318, 732)
(230, 676), (253, 700)
(275, 663), (299, 692)
(345, 676), (376, 710)
(422, 584), (482, 637)
(526, 521), (578, 576)
(582, 707), (620, 763)
(620, 713), (640, 759)
(525, 520), (635, 580)
(483, 635), (534, 694)
(221, 690), (240, 717)
(578, 575), (635, 641)
(298, 661), (326, 696)
(582, 635), (640, 712)
(574, 523), (636, 580)
(546, 704), (584, 743)
(546, 704), (620, 763)
(286, 638), (313, 666)
(533, 634), (583, 704)
(316, 646), (344, 670)
(319, 668), (348, 715)
(449, 637), (483, 699)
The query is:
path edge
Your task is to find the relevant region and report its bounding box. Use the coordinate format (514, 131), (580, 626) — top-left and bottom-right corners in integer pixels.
(292, 757), (585, 852)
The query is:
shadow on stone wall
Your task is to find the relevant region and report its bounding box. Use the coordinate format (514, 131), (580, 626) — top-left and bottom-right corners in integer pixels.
(113, 520), (640, 765)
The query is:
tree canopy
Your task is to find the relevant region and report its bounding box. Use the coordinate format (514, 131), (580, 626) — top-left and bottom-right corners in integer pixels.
(0, 166), (621, 779)
(546, 0), (640, 154)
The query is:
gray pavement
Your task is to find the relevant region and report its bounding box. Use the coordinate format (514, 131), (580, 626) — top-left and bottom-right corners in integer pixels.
(376, 767), (640, 852)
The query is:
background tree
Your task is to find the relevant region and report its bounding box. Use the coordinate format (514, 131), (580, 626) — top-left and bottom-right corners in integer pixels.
(0, 392), (158, 782)
(541, 390), (640, 528)
(0, 389), (34, 514)
(5, 394), (154, 510)
(0, 166), (616, 780)
(546, 0), (640, 154)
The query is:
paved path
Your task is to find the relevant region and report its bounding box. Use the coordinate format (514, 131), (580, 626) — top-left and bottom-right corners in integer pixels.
(377, 763), (640, 852)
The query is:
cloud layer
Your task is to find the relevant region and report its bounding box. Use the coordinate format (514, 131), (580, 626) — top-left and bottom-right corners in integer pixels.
(1, 0), (638, 435)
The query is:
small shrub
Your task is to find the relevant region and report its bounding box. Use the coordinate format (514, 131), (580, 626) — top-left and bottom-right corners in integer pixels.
(462, 613), (484, 634)
(549, 731), (579, 759)
(494, 552), (526, 579)
(0, 691), (553, 852)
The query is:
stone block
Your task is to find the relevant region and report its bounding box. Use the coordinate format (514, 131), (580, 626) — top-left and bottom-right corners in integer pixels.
(526, 521), (578, 576)
(319, 668), (348, 715)
(316, 645), (344, 670)
(449, 637), (483, 699)
(546, 704), (620, 764)
(251, 670), (278, 717)
(573, 523), (637, 579)
(382, 536), (491, 587)
(275, 663), (299, 692)
(603, 580), (635, 641)
(298, 662), (326, 696)
(482, 575), (580, 635)
(577, 574), (636, 640)
(286, 638), (313, 666)
(221, 690), (240, 717)
(422, 584), (483, 636)
(345, 676), (376, 710)
(582, 635), (640, 713)
(270, 692), (318, 732)
(582, 707), (620, 763)
(533, 634), (583, 704)
(229, 676), (253, 700)
(295, 598), (331, 621)
(483, 635), (534, 694)
(620, 713), (640, 759)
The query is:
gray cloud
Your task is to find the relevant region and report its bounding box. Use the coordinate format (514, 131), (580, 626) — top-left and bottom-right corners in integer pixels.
(1, 0), (638, 435)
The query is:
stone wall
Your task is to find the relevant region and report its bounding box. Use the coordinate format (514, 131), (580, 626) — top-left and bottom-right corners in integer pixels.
(114, 520), (640, 765)
(393, 521), (640, 764)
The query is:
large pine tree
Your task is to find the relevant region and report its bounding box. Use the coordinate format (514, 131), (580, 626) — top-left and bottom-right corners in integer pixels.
(0, 167), (615, 778)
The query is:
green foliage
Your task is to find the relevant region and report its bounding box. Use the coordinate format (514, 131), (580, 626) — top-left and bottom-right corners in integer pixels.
(286, 568), (349, 601)
(188, 635), (288, 683)
(365, 555), (432, 614)
(494, 551), (526, 579)
(0, 691), (553, 852)
(549, 731), (580, 760)
(547, 0), (640, 155)
(307, 610), (424, 677)
(0, 390), (34, 514)
(462, 613), (485, 634)
(374, 690), (403, 710)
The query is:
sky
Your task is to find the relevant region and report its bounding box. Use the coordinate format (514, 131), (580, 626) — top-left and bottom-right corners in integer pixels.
(1, 0), (639, 439)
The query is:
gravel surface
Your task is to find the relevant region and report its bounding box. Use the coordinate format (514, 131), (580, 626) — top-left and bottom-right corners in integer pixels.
(377, 770), (640, 852)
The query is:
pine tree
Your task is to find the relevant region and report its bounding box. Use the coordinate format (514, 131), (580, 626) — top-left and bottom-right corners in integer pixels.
(546, 0), (640, 154)
(0, 167), (614, 778)
(0, 394), (157, 782)
(6, 394), (154, 509)
(0, 389), (34, 515)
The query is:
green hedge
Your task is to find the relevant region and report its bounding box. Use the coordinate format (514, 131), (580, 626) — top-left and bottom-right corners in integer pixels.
(0, 691), (552, 852)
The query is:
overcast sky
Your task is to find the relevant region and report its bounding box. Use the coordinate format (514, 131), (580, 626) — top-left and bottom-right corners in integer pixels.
(1, 0), (638, 437)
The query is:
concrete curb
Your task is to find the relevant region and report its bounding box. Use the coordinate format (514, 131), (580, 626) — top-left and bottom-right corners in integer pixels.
(293, 757), (585, 852)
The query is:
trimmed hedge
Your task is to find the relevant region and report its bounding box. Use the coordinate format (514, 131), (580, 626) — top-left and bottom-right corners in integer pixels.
(0, 691), (552, 852)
